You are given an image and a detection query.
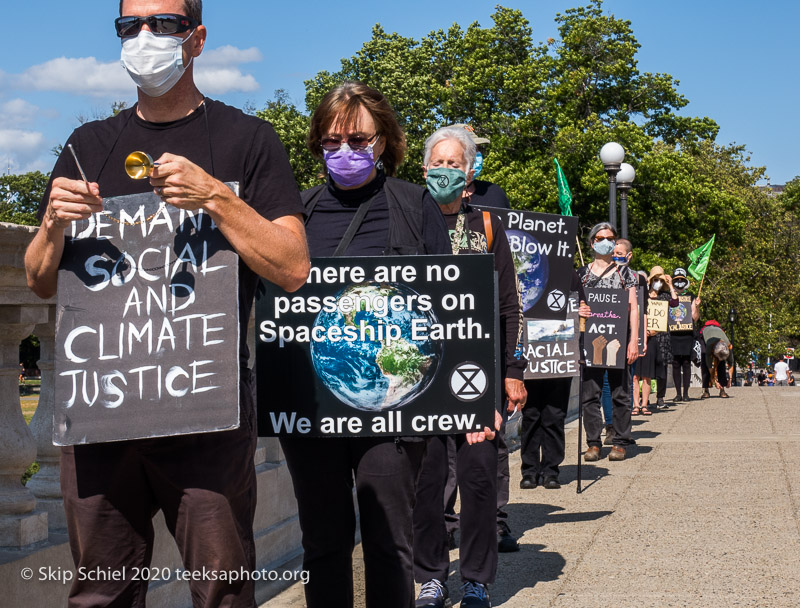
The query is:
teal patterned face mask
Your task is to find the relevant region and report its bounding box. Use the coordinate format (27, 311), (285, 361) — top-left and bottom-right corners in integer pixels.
(426, 167), (467, 205)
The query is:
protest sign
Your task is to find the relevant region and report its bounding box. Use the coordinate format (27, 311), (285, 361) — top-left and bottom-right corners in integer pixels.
(668, 294), (694, 332)
(256, 255), (498, 438)
(522, 292), (581, 379)
(54, 190), (240, 445)
(636, 287), (646, 355)
(647, 299), (669, 332)
(476, 208), (578, 320)
(583, 287), (629, 369)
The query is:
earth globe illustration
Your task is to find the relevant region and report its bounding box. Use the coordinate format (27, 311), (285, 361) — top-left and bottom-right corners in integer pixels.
(669, 303), (688, 323)
(310, 282), (444, 411)
(505, 230), (550, 312)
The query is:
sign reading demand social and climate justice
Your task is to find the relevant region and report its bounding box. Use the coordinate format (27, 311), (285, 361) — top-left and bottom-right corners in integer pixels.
(476, 208), (578, 321)
(54, 190), (240, 445)
(522, 292), (581, 379)
(256, 255), (498, 438)
(583, 287), (629, 369)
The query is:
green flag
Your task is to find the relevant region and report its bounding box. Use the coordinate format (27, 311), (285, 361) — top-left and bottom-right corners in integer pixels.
(554, 158), (572, 216)
(688, 234), (715, 280)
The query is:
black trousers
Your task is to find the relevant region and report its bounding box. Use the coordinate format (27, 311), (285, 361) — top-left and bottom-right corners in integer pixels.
(582, 366), (633, 448)
(672, 354), (692, 396)
(413, 434), (498, 585)
(280, 436), (426, 608)
(520, 377), (571, 479)
(61, 371), (258, 608)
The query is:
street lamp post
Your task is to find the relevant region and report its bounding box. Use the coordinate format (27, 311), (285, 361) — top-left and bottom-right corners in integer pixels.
(729, 307), (737, 386)
(600, 142), (625, 230)
(616, 162), (635, 240)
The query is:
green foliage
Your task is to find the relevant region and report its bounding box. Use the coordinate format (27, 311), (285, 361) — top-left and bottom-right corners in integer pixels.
(0, 171), (49, 226)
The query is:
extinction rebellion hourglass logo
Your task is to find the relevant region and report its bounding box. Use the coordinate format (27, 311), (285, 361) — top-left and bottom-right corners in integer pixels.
(449, 362), (487, 401)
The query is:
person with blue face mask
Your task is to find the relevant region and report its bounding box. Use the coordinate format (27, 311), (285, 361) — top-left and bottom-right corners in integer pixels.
(414, 126), (526, 608)
(577, 223), (640, 463)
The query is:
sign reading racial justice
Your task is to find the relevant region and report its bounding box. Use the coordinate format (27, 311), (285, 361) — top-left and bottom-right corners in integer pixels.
(521, 292), (581, 379)
(475, 208), (578, 320)
(256, 255), (498, 437)
(54, 190), (240, 445)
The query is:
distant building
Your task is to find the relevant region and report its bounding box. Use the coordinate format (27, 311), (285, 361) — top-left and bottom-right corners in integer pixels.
(759, 184), (785, 197)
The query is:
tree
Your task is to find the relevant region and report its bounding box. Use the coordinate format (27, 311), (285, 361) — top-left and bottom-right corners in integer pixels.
(0, 171), (49, 226)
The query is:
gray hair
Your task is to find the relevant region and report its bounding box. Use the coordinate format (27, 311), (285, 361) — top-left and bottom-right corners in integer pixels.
(120, 0), (202, 23)
(587, 222), (618, 248)
(423, 126), (476, 170)
(713, 341), (730, 361)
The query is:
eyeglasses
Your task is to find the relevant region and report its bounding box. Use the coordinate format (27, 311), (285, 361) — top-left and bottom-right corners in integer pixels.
(320, 133), (379, 152)
(115, 14), (199, 38)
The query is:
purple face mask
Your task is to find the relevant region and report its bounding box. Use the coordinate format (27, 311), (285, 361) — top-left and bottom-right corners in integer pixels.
(324, 141), (378, 187)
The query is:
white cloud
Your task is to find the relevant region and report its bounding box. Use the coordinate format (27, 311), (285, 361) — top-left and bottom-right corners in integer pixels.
(10, 46), (262, 98)
(0, 129), (50, 173)
(0, 98), (40, 127)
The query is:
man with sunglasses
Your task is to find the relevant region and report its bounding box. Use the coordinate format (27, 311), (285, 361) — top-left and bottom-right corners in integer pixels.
(25, 2), (309, 607)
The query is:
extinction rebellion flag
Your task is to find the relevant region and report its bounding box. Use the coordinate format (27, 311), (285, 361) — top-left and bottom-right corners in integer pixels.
(688, 234), (715, 280)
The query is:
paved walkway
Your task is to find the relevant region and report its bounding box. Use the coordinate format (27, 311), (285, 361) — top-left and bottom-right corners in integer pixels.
(263, 386), (800, 607)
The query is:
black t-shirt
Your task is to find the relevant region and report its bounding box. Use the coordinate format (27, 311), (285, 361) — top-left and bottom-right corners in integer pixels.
(303, 172), (450, 257)
(439, 201), (524, 380)
(467, 180), (511, 209)
(40, 99), (304, 367)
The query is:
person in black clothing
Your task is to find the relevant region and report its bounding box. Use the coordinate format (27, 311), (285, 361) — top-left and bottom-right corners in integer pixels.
(412, 125), (526, 608)
(643, 266), (677, 408)
(24, 2), (310, 606)
(578, 223), (640, 463)
(520, 273), (591, 490)
(668, 268), (701, 402)
(278, 82), (450, 608)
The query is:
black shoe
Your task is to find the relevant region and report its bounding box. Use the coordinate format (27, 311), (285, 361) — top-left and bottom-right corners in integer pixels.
(519, 475), (537, 490)
(460, 581), (490, 608)
(656, 398), (665, 408)
(673, 392), (683, 402)
(542, 476), (561, 489)
(416, 579), (451, 608)
(497, 526), (519, 553)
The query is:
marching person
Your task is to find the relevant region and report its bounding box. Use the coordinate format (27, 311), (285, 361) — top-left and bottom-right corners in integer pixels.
(24, 2), (310, 606)
(279, 81), (451, 608)
(412, 125), (526, 608)
(578, 223), (639, 462)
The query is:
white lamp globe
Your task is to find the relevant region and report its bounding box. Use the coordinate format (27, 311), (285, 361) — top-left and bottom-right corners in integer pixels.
(617, 162), (635, 184)
(599, 142), (625, 165)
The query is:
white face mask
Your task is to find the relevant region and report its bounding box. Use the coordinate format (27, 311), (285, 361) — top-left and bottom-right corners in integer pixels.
(652, 280), (663, 292)
(121, 29), (194, 97)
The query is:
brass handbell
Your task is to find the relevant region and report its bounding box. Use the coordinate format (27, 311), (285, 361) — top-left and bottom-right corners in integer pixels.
(124, 151), (156, 179)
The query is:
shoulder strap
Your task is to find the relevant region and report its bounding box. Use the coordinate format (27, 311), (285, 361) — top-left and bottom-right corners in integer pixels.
(383, 177), (425, 253)
(300, 184), (326, 224)
(482, 211), (493, 252)
(332, 195), (376, 257)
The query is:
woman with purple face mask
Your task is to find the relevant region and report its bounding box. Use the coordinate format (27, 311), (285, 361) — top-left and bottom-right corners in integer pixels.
(280, 81), (450, 608)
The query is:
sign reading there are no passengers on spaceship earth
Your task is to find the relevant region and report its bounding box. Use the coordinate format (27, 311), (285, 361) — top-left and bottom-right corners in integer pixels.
(476, 207), (578, 321)
(255, 255), (498, 437)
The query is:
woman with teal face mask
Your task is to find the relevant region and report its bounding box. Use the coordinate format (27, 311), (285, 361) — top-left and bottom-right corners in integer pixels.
(414, 126), (527, 608)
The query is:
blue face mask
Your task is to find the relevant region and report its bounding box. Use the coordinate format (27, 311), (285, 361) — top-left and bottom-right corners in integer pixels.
(592, 239), (615, 256)
(472, 151), (483, 179)
(612, 255), (629, 265)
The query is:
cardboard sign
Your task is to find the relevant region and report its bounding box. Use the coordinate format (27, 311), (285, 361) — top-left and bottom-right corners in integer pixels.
(477, 208), (578, 320)
(54, 190), (240, 445)
(647, 299), (669, 332)
(521, 292), (581, 379)
(668, 294), (694, 332)
(583, 287), (629, 369)
(256, 255), (498, 437)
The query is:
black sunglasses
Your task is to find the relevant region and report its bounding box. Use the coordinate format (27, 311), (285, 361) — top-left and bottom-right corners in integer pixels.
(115, 14), (199, 38)
(320, 133), (379, 152)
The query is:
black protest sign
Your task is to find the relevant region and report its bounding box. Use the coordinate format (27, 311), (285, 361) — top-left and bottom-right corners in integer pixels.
(256, 255), (498, 437)
(637, 287), (646, 355)
(54, 191), (240, 445)
(647, 299), (669, 332)
(522, 292), (581, 379)
(583, 287), (629, 369)
(476, 208), (578, 320)
(668, 294), (694, 332)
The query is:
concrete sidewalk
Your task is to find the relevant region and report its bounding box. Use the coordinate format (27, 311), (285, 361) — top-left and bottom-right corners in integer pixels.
(263, 386), (800, 607)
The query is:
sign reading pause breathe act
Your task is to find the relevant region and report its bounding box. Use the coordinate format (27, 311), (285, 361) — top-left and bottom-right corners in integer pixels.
(583, 287), (629, 369)
(54, 190), (240, 445)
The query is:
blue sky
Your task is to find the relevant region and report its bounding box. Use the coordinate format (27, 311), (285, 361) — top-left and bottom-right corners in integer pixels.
(1, 1), (797, 185)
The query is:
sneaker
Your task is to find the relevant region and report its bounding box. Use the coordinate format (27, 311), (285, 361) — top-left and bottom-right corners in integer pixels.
(603, 425), (615, 445)
(608, 446), (626, 461)
(656, 398), (666, 408)
(497, 523), (519, 553)
(460, 581), (490, 608)
(416, 579), (451, 608)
